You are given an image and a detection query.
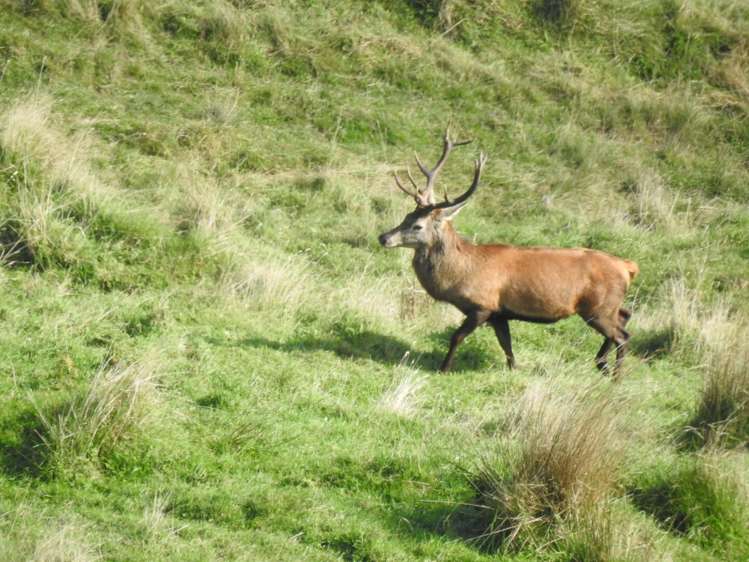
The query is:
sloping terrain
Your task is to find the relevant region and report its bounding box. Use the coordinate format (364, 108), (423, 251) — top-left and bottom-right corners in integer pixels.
(0, 1), (747, 560)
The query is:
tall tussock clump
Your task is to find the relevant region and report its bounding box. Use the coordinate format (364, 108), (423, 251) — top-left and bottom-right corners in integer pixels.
(464, 380), (626, 557)
(688, 322), (749, 448)
(1, 95), (111, 205)
(638, 278), (749, 447)
(34, 360), (160, 478)
(0, 95), (110, 268)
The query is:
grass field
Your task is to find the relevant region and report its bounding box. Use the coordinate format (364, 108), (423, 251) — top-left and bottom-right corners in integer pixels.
(0, 1), (747, 560)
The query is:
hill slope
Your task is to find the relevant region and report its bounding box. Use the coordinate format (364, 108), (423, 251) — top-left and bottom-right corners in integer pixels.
(1, 1), (748, 560)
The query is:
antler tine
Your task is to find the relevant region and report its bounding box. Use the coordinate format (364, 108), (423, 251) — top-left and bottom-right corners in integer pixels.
(393, 171), (429, 207)
(435, 151), (486, 209)
(415, 127), (473, 205)
(447, 125), (472, 147)
(393, 172), (416, 197)
(405, 168), (420, 192)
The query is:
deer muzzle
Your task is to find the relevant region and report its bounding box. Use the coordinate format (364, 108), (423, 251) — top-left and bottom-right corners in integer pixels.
(378, 230), (401, 248)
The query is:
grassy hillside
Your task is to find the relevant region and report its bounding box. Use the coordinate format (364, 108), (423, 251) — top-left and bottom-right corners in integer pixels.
(0, 1), (747, 560)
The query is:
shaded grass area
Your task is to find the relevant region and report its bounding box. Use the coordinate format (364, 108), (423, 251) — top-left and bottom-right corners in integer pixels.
(628, 457), (749, 560)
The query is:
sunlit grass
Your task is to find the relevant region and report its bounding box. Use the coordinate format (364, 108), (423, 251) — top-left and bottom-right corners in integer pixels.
(0, 1), (746, 560)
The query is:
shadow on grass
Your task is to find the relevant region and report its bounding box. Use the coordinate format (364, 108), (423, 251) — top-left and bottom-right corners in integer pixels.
(0, 409), (46, 477)
(387, 495), (502, 554)
(678, 407), (749, 452)
(629, 327), (676, 359)
(236, 323), (496, 373)
(628, 481), (691, 536)
(627, 462), (749, 557)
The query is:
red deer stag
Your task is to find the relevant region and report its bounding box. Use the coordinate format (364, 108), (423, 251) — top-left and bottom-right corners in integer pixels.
(378, 129), (639, 377)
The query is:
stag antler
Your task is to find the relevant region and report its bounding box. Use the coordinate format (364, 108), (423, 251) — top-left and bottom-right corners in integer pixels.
(393, 126), (472, 207)
(393, 168), (430, 207)
(414, 126), (471, 205)
(434, 152), (486, 210)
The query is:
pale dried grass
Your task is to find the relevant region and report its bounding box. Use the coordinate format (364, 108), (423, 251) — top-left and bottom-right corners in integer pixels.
(690, 322), (749, 447)
(173, 173), (243, 241)
(629, 170), (690, 233)
(35, 360), (161, 475)
(1, 95), (113, 205)
(378, 369), (427, 418)
(467, 379), (625, 552)
(0, 95), (119, 264)
(221, 252), (311, 313)
(30, 522), (100, 562)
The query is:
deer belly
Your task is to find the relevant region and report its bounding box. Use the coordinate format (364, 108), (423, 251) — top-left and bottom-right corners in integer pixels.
(500, 286), (576, 322)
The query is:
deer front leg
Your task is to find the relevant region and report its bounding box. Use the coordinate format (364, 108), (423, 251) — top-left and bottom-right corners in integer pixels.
(439, 310), (491, 372)
(490, 316), (515, 369)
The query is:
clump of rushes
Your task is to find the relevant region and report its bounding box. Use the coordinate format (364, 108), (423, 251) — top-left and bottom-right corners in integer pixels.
(464, 380), (624, 556)
(688, 323), (749, 448)
(34, 360), (160, 478)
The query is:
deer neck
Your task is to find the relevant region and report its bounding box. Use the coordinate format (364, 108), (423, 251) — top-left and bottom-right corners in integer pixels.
(412, 223), (472, 300)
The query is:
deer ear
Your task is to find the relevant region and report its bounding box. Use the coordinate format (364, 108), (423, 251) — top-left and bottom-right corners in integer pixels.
(437, 200), (469, 222)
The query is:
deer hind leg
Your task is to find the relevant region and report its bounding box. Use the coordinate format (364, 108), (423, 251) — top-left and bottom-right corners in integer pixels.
(619, 308), (632, 327)
(586, 315), (628, 376)
(614, 327), (630, 378)
(615, 308), (633, 377)
(595, 338), (614, 372)
(490, 315), (515, 369)
(440, 310), (491, 373)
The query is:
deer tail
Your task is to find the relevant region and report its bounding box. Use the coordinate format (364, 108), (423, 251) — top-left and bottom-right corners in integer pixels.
(623, 259), (639, 282)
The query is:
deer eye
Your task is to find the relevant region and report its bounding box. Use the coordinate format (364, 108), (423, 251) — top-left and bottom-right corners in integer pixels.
(412, 224), (423, 231)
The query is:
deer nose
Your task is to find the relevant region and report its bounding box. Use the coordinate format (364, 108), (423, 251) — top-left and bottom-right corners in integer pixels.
(378, 233), (388, 246)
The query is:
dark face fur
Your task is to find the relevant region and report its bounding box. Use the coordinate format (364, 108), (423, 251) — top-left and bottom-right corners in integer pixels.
(378, 203), (466, 249)
(378, 207), (437, 249)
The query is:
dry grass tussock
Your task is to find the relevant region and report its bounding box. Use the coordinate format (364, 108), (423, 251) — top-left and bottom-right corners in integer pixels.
(142, 491), (184, 542)
(628, 170), (691, 233)
(53, 0), (151, 39)
(172, 164), (327, 316)
(711, 41), (749, 109)
(635, 277), (748, 446)
(220, 249), (312, 314)
(337, 273), (402, 324)
(690, 321), (748, 447)
(634, 277), (715, 354)
(567, 166), (694, 235)
(635, 276), (746, 360)
(171, 166), (245, 243)
(466, 379), (625, 553)
(377, 368), (427, 418)
(0, 95), (118, 265)
(34, 360), (161, 475)
(199, 1), (247, 48)
(555, 499), (662, 562)
(1, 95), (113, 205)
(30, 521), (101, 562)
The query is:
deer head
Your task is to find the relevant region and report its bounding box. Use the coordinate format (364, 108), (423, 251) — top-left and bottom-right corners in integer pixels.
(378, 128), (486, 249)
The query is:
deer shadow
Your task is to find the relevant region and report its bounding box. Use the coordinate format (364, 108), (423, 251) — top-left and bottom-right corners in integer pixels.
(629, 326), (676, 359)
(0, 408), (47, 477)
(235, 323), (496, 373)
(381, 491), (505, 554)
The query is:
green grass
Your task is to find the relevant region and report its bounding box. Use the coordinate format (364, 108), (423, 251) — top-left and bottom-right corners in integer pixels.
(0, 0), (748, 560)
